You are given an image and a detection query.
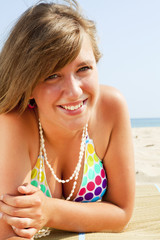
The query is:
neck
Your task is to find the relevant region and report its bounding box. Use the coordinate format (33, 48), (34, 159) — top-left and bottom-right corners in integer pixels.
(39, 119), (87, 148)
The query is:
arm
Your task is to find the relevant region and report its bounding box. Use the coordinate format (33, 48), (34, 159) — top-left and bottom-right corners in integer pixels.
(0, 114), (32, 239)
(0, 89), (135, 236)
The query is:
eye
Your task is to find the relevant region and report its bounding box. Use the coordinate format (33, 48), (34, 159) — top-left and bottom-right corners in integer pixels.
(45, 73), (59, 81)
(77, 66), (91, 72)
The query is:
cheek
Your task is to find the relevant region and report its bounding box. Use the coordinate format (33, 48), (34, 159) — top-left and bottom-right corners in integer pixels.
(84, 71), (99, 94)
(32, 85), (61, 105)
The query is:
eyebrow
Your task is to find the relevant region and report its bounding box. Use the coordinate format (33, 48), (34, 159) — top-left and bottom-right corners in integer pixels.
(77, 60), (94, 67)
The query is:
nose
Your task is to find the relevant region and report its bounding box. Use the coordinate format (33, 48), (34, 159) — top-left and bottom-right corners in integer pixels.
(62, 75), (83, 100)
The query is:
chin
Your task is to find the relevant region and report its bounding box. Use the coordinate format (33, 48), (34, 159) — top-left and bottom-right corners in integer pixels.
(63, 116), (89, 132)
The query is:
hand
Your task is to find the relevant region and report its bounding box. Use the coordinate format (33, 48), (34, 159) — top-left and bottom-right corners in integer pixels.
(0, 184), (49, 239)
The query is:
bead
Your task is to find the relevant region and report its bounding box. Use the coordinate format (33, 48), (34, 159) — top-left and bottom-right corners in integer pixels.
(38, 119), (88, 200)
(73, 181), (77, 186)
(34, 227), (51, 238)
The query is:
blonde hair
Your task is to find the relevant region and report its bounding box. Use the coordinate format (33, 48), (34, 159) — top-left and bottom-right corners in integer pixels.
(0, 0), (101, 114)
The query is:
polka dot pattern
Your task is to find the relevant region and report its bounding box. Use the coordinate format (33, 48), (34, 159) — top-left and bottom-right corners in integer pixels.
(31, 156), (52, 198)
(31, 137), (107, 202)
(73, 139), (107, 202)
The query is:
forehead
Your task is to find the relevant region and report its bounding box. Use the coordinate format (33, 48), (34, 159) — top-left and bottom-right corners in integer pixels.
(77, 35), (95, 61)
(77, 35), (94, 58)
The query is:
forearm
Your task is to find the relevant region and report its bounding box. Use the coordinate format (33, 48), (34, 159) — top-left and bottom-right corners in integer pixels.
(47, 198), (130, 232)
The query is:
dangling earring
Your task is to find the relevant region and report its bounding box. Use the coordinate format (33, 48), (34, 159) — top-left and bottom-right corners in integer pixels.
(28, 99), (36, 109)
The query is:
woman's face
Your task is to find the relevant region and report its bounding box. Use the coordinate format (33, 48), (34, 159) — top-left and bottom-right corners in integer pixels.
(32, 35), (99, 131)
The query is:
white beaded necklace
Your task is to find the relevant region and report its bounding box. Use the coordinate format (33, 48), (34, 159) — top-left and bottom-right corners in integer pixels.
(38, 119), (88, 201)
(34, 120), (87, 238)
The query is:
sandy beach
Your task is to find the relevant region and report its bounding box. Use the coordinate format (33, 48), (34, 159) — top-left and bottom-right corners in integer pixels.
(132, 127), (160, 183)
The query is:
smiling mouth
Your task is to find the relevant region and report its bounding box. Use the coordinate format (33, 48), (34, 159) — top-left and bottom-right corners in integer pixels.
(59, 100), (86, 111)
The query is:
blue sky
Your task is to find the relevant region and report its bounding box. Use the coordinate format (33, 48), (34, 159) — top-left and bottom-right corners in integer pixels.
(0, 0), (160, 118)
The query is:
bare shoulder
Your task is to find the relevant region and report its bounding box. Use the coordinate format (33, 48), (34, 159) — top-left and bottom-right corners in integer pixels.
(0, 110), (38, 193)
(99, 85), (127, 111)
(0, 111), (27, 137)
(0, 109), (33, 130)
(0, 112), (27, 158)
(0, 109), (38, 144)
(98, 85), (129, 127)
(0, 111), (30, 164)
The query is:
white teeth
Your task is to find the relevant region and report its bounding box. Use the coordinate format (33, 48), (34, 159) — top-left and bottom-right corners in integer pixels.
(62, 102), (83, 111)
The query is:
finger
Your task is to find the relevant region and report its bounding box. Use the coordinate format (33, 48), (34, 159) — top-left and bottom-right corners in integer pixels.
(2, 193), (41, 208)
(3, 214), (32, 229)
(12, 226), (37, 239)
(1, 201), (41, 219)
(18, 183), (39, 195)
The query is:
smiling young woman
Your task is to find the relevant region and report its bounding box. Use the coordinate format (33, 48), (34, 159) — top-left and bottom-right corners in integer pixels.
(31, 34), (99, 131)
(0, 1), (135, 239)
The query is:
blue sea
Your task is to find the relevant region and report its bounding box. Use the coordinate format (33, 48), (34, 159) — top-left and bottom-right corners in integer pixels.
(131, 118), (160, 128)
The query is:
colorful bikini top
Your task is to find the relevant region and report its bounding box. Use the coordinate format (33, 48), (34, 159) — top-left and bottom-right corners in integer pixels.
(31, 134), (107, 202)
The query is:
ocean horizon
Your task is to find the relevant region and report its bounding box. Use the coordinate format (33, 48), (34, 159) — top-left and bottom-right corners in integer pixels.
(131, 118), (160, 128)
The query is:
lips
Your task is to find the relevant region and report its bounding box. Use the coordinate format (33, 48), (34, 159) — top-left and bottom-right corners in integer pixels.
(58, 99), (87, 112)
(60, 101), (83, 111)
